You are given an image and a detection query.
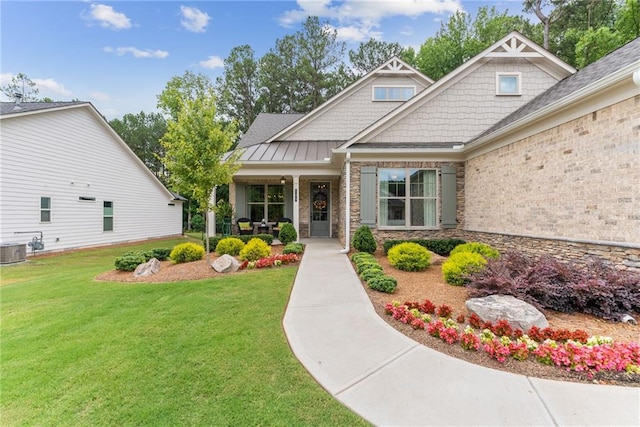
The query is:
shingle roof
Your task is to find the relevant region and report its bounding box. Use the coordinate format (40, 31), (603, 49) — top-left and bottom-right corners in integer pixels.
(0, 101), (88, 116)
(237, 112), (305, 148)
(473, 37), (640, 142)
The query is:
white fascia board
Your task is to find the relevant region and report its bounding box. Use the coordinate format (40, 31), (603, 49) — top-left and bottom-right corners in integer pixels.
(0, 102), (92, 120)
(463, 60), (640, 157)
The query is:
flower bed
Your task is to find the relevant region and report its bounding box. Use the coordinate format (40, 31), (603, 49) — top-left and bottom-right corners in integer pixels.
(239, 253), (299, 270)
(385, 299), (640, 378)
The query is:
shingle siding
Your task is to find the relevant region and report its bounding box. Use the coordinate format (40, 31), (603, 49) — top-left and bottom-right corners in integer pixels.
(370, 58), (559, 144)
(284, 76), (428, 141)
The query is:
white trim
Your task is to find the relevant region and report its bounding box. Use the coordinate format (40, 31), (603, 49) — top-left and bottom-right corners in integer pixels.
(496, 72), (521, 96)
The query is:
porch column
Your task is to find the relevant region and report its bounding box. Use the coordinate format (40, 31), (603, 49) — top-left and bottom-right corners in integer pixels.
(207, 186), (216, 236)
(292, 175), (300, 242)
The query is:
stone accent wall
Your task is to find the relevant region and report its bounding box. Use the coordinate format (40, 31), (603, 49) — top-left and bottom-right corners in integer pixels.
(465, 96), (640, 245)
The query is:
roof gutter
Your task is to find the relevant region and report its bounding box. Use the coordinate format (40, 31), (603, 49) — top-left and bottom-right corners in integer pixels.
(339, 152), (351, 254)
(464, 60), (640, 152)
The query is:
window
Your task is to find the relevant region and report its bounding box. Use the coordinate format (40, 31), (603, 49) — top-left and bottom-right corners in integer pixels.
(40, 197), (51, 222)
(372, 85), (415, 101)
(247, 185), (284, 222)
(103, 201), (113, 231)
(496, 73), (521, 95)
(379, 169), (437, 228)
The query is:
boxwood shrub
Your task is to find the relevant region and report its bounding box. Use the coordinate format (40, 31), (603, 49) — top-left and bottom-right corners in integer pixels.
(442, 252), (487, 286)
(205, 234), (273, 252)
(382, 238), (466, 256)
(367, 275), (397, 293)
(450, 242), (499, 259)
(239, 238), (271, 261)
(360, 268), (384, 282)
(278, 223), (298, 245)
(387, 242), (431, 271)
(114, 248), (171, 271)
(170, 242), (205, 264)
(283, 242), (305, 254)
(352, 225), (377, 253)
(215, 237), (245, 256)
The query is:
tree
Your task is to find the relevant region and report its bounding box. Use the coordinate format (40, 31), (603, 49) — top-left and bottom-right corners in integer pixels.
(415, 7), (536, 80)
(160, 90), (242, 258)
(1, 73), (40, 101)
(216, 45), (262, 134)
(259, 36), (301, 113)
(523, 0), (566, 49)
(348, 38), (405, 76)
(616, 0), (640, 40)
(156, 70), (214, 120)
(574, 26), (624, 68)
(109, 112), (168, 183)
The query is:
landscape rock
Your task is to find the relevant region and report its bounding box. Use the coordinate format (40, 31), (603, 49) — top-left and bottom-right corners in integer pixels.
(429, 252), (447, 265)
(133, 258), (161, 277)
(212, 254), (240, 273)
(465, 294), (548, 331)
(621, 314), (638, 325)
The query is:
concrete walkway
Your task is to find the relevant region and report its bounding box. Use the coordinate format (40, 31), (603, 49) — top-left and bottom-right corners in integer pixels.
(282, 239), (640, 426)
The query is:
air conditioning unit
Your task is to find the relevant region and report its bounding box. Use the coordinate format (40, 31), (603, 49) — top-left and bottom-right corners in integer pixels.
(0, 243), (27, 264)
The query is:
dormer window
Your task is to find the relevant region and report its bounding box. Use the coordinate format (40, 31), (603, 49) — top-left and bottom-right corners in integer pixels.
(496, 73), (521, 96)
(373, 85), (415, 101)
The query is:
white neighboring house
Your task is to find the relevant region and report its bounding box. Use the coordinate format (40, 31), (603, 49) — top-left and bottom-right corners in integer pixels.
(0, 101), (183, 254)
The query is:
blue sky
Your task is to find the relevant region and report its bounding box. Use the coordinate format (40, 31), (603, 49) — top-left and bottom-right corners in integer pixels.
(1, 1), (525, 119)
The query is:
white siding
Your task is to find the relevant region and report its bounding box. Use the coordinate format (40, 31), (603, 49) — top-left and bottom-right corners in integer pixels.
(370, 58), (560, 143)
(0, 106), (182, 252)
(284, 76), (429, 141)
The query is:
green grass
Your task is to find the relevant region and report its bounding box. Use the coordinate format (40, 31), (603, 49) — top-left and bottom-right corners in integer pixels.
(1, 238), (367, 426)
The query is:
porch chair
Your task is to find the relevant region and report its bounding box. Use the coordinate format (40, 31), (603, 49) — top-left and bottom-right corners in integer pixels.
(272, 218), (292, 238)
(236, 218), (254, 235)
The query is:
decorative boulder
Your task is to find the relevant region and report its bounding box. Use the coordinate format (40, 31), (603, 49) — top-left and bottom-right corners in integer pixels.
(133, 258), (161, 277)
(212, 254), (240, 273)
(429, 251), (447, 266)
(465, 295), (548, 331)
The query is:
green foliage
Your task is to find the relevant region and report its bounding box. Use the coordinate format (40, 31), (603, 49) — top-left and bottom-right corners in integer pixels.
(387, 242), (431, 272)
(278, 223), (297, 245)
(355, 261), (383, 275)
(170, 242), (205, 264)
(114, 248), (172, 271)
(575, 27), (624, 68)
(205, 234), (273, 252)
(205, 236), (224, 253)
(442, 252), (487, 286)
(382, 238), (466, 256)
(367, 275), (398, 293)
(450, 242), (499, 259)
(349, 38), (405, 76)
(114, 252), (148, 272)
(352, 225), (377, 254)
(215, 237), (245, 256)
(351, 252), (376, 263)
(1, 72), (39, 101)
(283, 243), (305, 254)
(359, 269), (384, 282)
(239, 238), (272, 261)
(190, 214), (205, 232)
(213, 199), (234, 220)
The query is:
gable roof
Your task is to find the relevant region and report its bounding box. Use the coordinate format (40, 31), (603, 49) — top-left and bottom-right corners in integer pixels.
(0, 101), (89, 116)
(0, 101), (179, 201)
(266, 56), (433, 143)
(236, 113), (304, 148)
(470, 36), (640, 144)
(339, 31), (576, 150)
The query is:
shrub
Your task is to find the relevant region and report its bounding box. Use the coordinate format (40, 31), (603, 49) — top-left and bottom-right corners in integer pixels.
(278, 223), (297, 245)
(382, 238), (466, 256)
(190, 214), (205, 232)
(150, 248), (171, 261)
(450, 242), (499, 259)
(356, 261), (383, 275)
(114, 252), (148, 272)
(205, 236), (224, 252)
(170, 242), (205, 264)
(215, 237), (245, 256)
(442, 252), (487, 286)
(239, 238), (272, 261)
(283, 242), (305, 254)
(387, 242), (431, 271)
(351, 252), (375, 263)
(367, 275), (397, 293)
(467, 251), (640, 321)
(360, 269), (384, 282)
(352, 225), (377, 253)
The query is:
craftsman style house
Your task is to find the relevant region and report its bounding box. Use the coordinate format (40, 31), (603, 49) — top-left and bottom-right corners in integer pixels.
(223, 32), (640, 269)
(0, 102), (183, 254)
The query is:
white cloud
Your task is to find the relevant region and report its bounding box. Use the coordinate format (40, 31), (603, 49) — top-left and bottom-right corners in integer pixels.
(199, 55), (224, 69)
(0, 73), (13, 86)
(32, 78), (73, 97)
(104, 46), (169, 59)
(88, 3), (132, 30)
(89, 91), (111, 101)
(180, 6), (210, 33)
(279, 0), (462, 41)
(400, 25), (414, 36)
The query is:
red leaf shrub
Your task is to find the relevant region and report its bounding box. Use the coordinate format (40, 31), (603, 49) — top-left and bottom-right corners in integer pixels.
(436, 304), (453, 319)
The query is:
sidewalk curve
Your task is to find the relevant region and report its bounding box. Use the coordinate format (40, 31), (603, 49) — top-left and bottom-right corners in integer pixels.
(282, 239), (640, 426)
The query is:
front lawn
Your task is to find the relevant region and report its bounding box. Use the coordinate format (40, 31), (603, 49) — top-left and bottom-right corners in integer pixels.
(1, 238), (366, 426)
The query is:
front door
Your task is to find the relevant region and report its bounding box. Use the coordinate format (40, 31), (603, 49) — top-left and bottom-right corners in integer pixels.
(310, 182), (330, 237)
